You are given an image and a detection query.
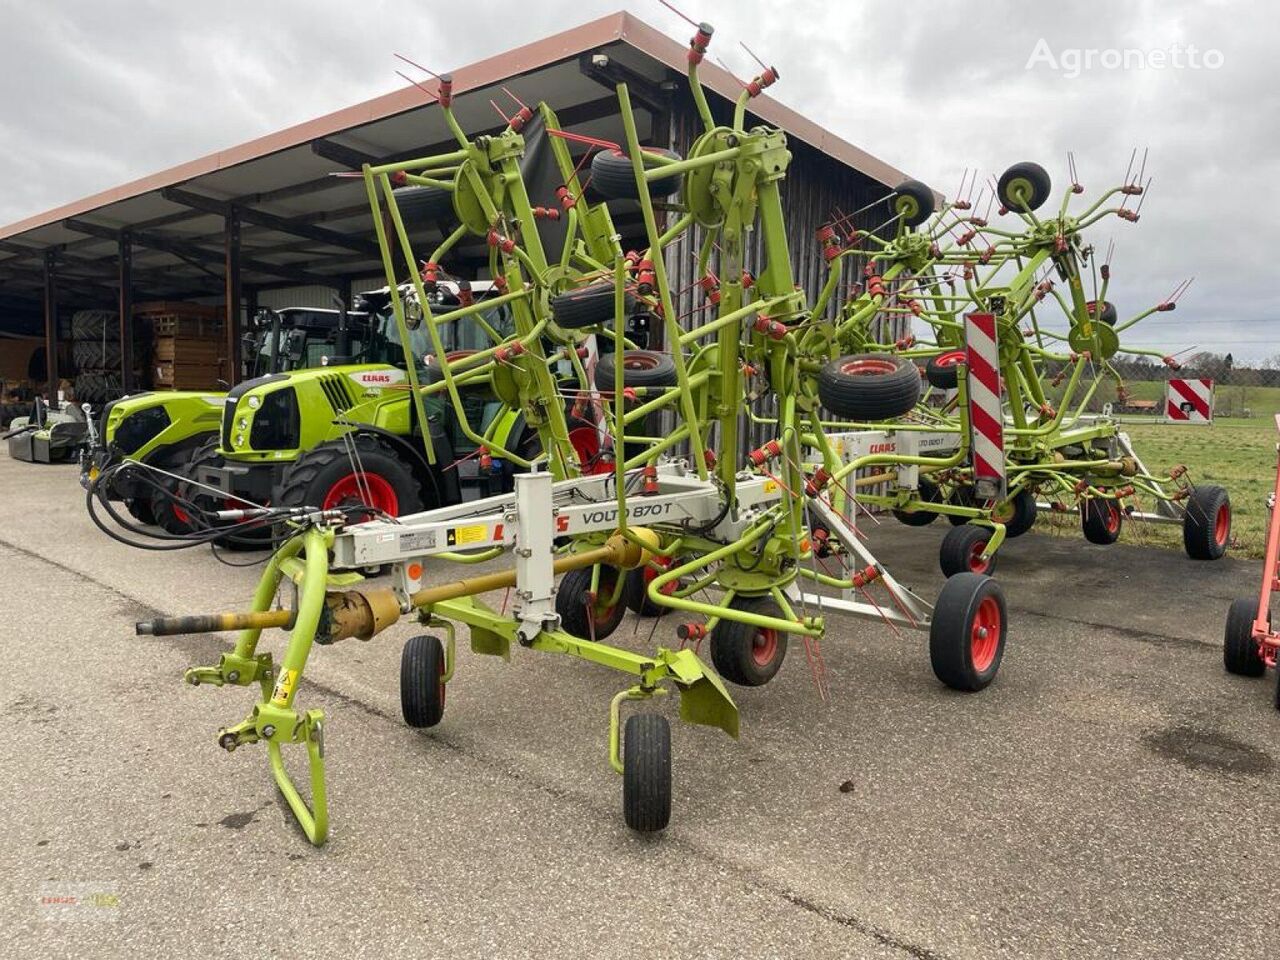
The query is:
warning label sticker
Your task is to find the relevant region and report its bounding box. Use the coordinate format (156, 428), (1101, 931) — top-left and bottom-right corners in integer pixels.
(446, 524), (488, 546)
(271, 668), (298, 706)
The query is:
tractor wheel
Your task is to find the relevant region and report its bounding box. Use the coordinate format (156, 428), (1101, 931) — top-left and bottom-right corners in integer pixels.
(709, 595), (789, 687)
(997, 161), (1052, 212)
(1183, 485), (1231, 560)
(276, 436), (422, 522)
(624, 559), (679, 617)
(550, 282), (635, 330)
(589, 147), (682, 201)
(1081, 498), (1123, 545)
(929, 572), (1006, 691)
(1224, 598), (1266, 678)
(892, 478), (942, 527)
(818, 354), (921, 422)
(169, 439), (274, 549)
(124, 497), (157, 526)
(401, 634), (446, 728)
(593, 350), (677, 393)
(925, 350), (966, 389)
(893, 179), (936, 229)
(1086, 300), (1117, 326)
(994, 488), (1037, 539)
(622, 713), (671, 832)
(392, 184), (457, 228)
(939, 524), (997, 577)
(556, 566), (626, 641)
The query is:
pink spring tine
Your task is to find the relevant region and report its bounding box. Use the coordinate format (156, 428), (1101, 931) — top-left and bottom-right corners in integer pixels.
(394, 52), (445, 82)
(657, 0), (702, 29)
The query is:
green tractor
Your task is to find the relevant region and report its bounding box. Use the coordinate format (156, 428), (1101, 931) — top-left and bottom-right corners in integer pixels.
(82, 304), (376, 530)
(188, 282), (567, 524)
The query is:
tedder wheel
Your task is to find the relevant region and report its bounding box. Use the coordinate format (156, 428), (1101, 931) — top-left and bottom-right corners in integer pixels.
(947, 484), (977, 526)
(893, 478), (943, 527)
(624, 559), (680, 617)
(622, 713), (671, 832)
(400, 634), (446, 728)
(1183, 485), (1231, 560)
(929, 572), (1007, 691)
(925, 350), (966, 390)
(709, 595), (789, 686)
(893, 179), (936, 229)
(939, 524), (997, 577)
(994, 488), (1037, 539)
(550, 282), (636, 330)
(593, 350), (678, 393)
(997, 161), (1052, 213)
(589, 147), (683, 201)
(1086, 300), (1118, 326)
(1081, 498), (1123, 545)
(276, 435), (423, 522)
(817, 354), (922, 422)
(392, 184), (457, 228)
(556, 566), (626, 641)
(1223, 598), (1266, 678)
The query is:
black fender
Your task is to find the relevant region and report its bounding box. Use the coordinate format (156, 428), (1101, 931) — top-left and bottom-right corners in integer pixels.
(349, 422), (458, 509)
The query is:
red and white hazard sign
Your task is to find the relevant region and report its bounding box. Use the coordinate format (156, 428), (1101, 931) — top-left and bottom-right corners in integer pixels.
(1164, 378), (1214, 424)
(964, 312), (1006, 499)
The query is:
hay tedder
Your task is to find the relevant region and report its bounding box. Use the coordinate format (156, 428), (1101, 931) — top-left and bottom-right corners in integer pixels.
(108, 12), (1215, 845)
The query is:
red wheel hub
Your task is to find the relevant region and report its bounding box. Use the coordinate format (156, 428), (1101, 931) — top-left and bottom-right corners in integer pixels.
(968, 540), (991, 573)
(935, 350), (965, 368)
(1214, 503), (1230, 545)
(1104, 502), (1121, 535)
(621, 354), (661, 371)
(970, 596), (1001, 673)
(839, 358), (897, 377)
(752, 627), (779, 667)
(643, 560), (679, 597)
(322, 472), (400, 517)
(591, 571), (620, 626)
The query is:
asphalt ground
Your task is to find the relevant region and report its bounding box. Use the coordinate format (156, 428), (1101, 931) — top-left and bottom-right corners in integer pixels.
(1, 447), (1274, 959)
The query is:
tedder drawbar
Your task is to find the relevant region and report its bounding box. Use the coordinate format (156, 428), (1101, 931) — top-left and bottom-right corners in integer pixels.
(115, 17), (1020, 844)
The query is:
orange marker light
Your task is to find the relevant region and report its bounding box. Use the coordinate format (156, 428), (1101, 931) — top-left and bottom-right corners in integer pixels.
(407, 563), (424, 581)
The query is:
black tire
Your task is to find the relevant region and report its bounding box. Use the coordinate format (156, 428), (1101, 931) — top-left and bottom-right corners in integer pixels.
(392, 184), (457, 228)
(622, 713), (671, 832)
(624, 561), (678, 617)
(925, 350), (966, 390)
(940, 524), (997, 577)
(153, 438), (217, 535)
(994, 488), (1037, 539)
(1081, 498), (1123, 545)
(1183, 485), (1231, 560)
(590, 147), (682, 201)
(593, 351), (677, 393)
(550, 282), (635, 330)
(947, 484), (978, 525)
(929, 572), (1007, 691)
(73, 339), (123, 370)
(70, 309), (117, 341)
(401, 634), (446, 728)
(276, 435), (423, 520)
(556, 565), (626, 641)
(709, 595), (789, 687)
(124, 497), (157, 526)
(1224, 598), (1266, 678)
(818, 354), (921, 422)
(997, 161), (1052, 212)
(1086, 300), (1117, 326)
(893, 478), (942, 526)
(893, 179), (936, 228)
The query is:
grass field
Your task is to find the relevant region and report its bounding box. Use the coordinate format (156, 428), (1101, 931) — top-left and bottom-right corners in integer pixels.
(1038, 416), (1277, 559)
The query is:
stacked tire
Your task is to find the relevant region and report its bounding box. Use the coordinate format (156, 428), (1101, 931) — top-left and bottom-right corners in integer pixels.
(71, 310), (122, 404)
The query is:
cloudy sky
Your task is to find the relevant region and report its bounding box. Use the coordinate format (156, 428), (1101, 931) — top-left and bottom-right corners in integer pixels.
(1, 0), (1274, 360)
